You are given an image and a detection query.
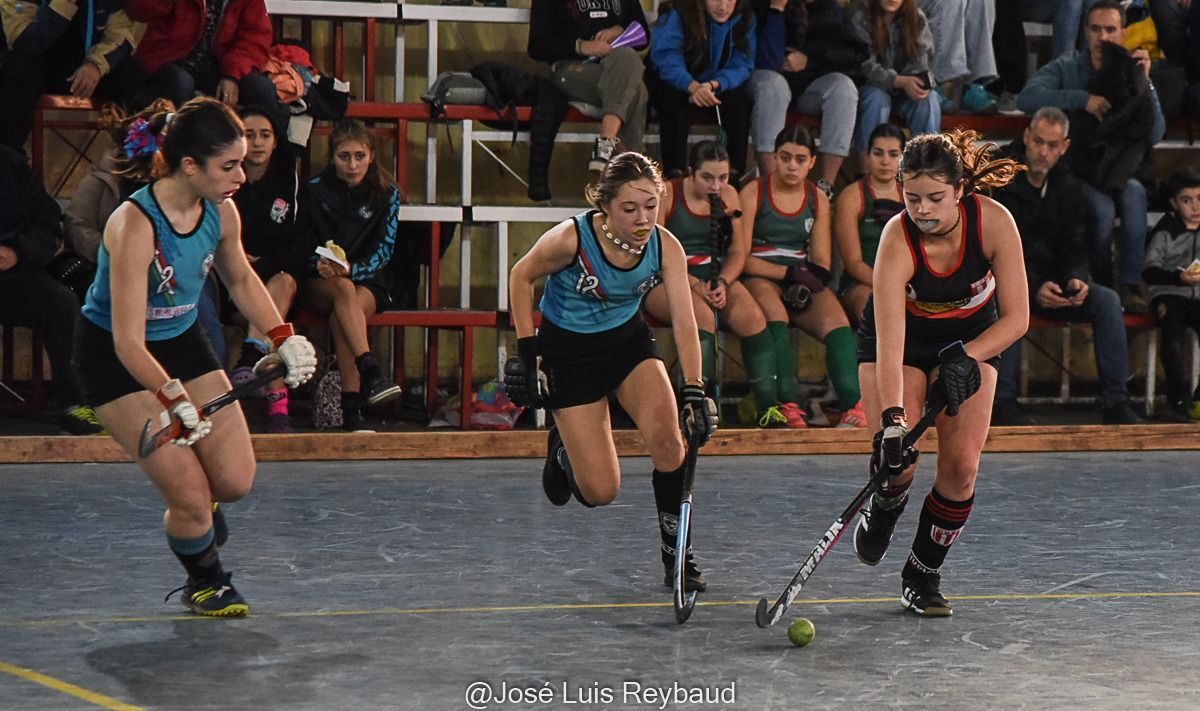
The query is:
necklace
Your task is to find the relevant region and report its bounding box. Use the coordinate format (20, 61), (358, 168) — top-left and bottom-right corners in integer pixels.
(600, 219), (644, 256)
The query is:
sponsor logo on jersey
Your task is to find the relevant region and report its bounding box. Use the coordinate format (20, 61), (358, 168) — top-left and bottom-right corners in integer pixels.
(635, 273), (662, 296)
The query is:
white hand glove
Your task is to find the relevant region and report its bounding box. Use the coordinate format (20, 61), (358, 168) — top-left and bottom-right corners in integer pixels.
(266, 324), (318, 388)
(155, 379), (213, 447)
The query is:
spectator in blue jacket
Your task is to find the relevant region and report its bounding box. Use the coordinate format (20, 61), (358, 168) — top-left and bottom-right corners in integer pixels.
(646, 0), (756, 178)
(0, 0), (144, 152)
(747, 0), (864, 195)
(1017, 0), (1165, 314)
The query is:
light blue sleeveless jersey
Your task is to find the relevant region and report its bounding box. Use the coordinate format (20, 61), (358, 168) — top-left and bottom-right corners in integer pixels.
(82, 184), (222, 340)
(539, 211), (663, 333)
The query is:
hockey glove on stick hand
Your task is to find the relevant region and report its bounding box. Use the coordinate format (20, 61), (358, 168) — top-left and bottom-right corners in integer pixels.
(155, 378), (212, 446)
(262, 323), (317, 388)
(879, 406), (909, 471)
(503, 336), (547, 408)
(937, 340), (981, 416)
(680, 383), (718, 446)
(780, 262), (831, 312)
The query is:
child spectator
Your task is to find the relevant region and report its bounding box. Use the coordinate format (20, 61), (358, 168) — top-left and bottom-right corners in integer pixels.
(847, 0), (940, 174)
(527, 0), (651, 171)
(1144, 166), (1200, 421)
(228, 105), (305, 433)
(298, 119), (404, 431)
(835, 122), (905, 327)
(646, 0), (756, 178)
(739, 126), (865, 427)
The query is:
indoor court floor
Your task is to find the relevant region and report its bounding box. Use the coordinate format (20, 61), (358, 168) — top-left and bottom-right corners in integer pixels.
(2, 451), (1199, 710)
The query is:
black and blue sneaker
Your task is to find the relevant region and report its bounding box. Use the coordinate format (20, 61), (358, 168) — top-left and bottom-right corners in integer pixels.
(542, 425), (571, 506)
(166, 571), (249, 617)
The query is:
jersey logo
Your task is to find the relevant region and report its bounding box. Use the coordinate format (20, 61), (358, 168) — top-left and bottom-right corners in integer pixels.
(358, 205), (373, 219)
(635, 273), (661, 296)
(270, 198), (289, 223)
(200, 252), (215, 280)
(804, 216), (814, 234)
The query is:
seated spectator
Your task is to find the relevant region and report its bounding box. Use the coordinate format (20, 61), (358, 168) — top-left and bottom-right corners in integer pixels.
(643, 140), (782, 426)
(1143, 166), (1200, 421)
(124, 0), (284, 127)
(0, 144), (102, 434)
(992, 107), (1142, 425)
(646, 0), (756, 178)
(834, 122), (905, 327)
(527, 0), (650, 172)
(1148, 0), (1192, 69)
(847, 0), (940, 173)
(229, 105), (304, 433)
(1017, 0), (1165, 314)
(63, 99), (226, 360)
(739, 126), (865, 427)
(917, 0), (999, 113)
(298, 119), (403, 431)
(748, 0), (865, 195)
(1021, 0), (1088, 59)
(0, 0), (144, 153)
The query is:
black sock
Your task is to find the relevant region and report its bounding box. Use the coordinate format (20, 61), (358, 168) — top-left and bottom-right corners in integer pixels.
(652, 463), (687, 565)
(355, 352), (379, 380)
(904, 488), (973, 578)
(168, 529), (222, 583)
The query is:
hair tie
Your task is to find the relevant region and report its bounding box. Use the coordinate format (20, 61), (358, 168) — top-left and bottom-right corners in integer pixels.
(123, 118), (159, 158)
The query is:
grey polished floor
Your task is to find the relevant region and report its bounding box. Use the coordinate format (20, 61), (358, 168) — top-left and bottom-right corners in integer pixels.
(2, 452), (1199, 710)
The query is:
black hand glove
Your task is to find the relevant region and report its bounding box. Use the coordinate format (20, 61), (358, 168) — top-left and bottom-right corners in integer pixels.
(938, 340), (981, 417)
(780, 262), (831, 311)
(679, 383), (718, 446)
(503, 336), (546, 408)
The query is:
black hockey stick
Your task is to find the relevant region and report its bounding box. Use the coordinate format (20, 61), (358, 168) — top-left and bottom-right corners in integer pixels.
(137, 357), (289, 459)
(673, 428), (707, 624)
(754, 386), (948, 628)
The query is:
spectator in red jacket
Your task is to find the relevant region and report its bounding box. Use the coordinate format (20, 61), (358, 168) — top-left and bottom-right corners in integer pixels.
(124, 0), (281, 122)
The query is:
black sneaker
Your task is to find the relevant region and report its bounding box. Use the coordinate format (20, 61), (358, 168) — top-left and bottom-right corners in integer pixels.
(901, 571), (952, 617)
(166, 571), (249, 617)
(853, 492), (908, 566)
(212, 502), (228, 547)
(60, 405), (104, 435)
(588, 136), (618, 172)
(991, 398), (1035, 426)
(357, 354), (403, 406)
(1102, 401), (1145, 425)
(663, 554), (707, 593)
(542, 425), (571, 506)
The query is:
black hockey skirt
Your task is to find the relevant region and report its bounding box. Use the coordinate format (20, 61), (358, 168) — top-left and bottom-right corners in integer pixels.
(72, 317), (224, 407)
(538, 313), (662, 410)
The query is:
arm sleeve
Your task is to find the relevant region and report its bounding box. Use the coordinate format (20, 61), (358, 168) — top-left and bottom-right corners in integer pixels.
(4, 0), (75, 54)
(217, 0), (272, 80)
(648, 11), (696, 92)
(84, 11), (145, 75)
(756, 9), (786, 71)
(350, 188), (400, 282)
(1018, 58), (1092, 113)
(527, 0), (578, 64)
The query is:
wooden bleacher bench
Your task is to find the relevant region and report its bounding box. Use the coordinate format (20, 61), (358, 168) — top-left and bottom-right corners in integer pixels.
(293, 308), (498, 429)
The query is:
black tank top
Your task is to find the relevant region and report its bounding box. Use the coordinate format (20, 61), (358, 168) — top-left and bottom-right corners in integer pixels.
(899, 193), (997, 339)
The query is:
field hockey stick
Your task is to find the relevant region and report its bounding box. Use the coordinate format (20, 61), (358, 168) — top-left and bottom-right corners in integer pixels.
(673, 428), (707, 624)
(754, 385), (948, 628)
(137, 357), (289, 459)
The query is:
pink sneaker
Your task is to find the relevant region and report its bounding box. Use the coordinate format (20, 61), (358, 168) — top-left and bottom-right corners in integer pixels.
(778, 402), (808, 429)
(838, 400), (867, 429)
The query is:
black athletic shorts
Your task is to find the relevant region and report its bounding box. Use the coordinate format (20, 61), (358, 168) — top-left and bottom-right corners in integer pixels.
(538, 314), (662, 410)
(857, 302), (1000, 373)
(72, 317), (223, 407)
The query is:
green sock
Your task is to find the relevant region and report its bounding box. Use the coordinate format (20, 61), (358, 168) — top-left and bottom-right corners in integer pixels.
(741, 328), (778, 413)
(824, 326), (861, 408)
(698, 330), (717, 386)
(767, 321), (799, 404)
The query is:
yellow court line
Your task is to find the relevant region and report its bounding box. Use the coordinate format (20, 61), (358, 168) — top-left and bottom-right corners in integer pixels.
(0, 661), (144, 711)
(4, 590), (1200, 629)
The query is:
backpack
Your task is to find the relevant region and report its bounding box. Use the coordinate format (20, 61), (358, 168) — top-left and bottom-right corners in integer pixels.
(311, 356), (343, 429)
(422, 71), (489, 118)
